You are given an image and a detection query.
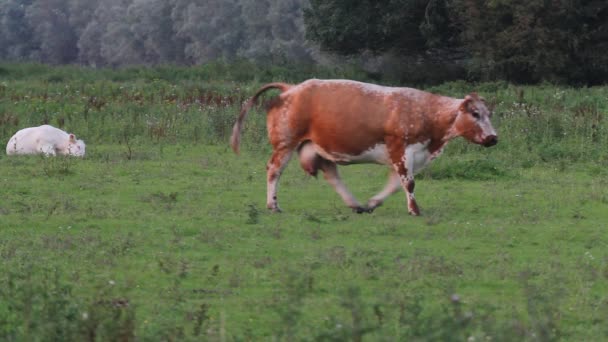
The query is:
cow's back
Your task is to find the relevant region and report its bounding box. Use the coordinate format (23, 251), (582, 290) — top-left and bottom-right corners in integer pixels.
(276, 79), (437, 156)
(281, 80), (398, 154)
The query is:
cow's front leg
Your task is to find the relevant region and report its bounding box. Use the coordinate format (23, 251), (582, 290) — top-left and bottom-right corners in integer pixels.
(319, 159), (367, 213)
(388, 141), (420, 216)
(266, 148), (293, 212)
(402, 173), (420, 216)
(366, 170), (401, 211)
(395, 163), (419, 216)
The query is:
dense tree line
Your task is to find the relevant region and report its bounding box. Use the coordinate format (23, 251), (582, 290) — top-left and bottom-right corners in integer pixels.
(1, 0), (607, 84)
(305, 0), (608, 84)
(0, 0), (313, 67)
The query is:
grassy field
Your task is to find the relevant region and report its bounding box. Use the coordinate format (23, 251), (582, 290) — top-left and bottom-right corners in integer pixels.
(1, 64), (608, 341)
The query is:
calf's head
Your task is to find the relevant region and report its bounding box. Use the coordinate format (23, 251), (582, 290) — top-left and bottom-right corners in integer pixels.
(67, 134), (86, 157)
(453, 93), (497, 147)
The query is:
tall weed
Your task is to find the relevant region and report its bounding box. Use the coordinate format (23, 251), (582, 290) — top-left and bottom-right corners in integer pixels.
(0, 263), (136, 341)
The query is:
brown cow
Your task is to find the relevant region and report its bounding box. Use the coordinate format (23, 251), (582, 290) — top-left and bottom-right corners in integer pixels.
(231, 79), (497, 215)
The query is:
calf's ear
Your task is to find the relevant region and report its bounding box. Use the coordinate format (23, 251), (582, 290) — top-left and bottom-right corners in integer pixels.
(69, 134), (76, 142)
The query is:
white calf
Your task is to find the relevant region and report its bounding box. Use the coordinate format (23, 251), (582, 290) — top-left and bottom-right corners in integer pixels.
(6, 125), (86, 157)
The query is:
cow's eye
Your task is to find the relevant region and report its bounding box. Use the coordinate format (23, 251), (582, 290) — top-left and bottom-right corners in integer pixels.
(471, 111), (480, 120)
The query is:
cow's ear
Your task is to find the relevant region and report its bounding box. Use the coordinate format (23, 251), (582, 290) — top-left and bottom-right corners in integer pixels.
(69, 134), (76, 142)
(461, 92), (481, 111)
(460, 95), (473, 113)
(464, 93), (479, 103)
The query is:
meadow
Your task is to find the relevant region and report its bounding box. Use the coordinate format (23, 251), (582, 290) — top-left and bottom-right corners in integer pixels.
(1, 63), (608, 341)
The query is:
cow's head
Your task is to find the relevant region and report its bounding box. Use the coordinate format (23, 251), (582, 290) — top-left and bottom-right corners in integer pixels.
(453, 93), (497, 147)
(67, 133), (86, 157)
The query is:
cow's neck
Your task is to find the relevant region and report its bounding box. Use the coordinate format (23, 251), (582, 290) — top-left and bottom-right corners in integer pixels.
(427, 98), (461, 153)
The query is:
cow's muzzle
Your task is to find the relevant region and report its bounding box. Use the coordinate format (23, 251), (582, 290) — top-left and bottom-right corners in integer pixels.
(483, 135), (498, 147)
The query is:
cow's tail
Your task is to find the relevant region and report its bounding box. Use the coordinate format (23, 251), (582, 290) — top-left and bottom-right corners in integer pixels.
(230, 82), (291, 154)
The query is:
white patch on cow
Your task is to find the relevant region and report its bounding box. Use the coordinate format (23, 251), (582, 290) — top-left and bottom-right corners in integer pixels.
(404, 140), (433, 175)
(312, 143), (391, 165)
(308, 79), (429, 102)
(319, 79), (399, 96)
(479, 116), (497, 139)
(466, 115), (497, 144)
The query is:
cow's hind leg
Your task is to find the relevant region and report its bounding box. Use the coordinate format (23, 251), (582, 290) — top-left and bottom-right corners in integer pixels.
(366, 169), (401, 212)
(318, 160), (368, 213)
(266, 148), (294, 212)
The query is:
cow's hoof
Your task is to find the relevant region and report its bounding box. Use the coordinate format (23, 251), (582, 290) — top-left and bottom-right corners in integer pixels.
(366, 200), (382, 212)
(408, 202), (421, 216)
(268, 206), (282, 213)
(352, 206), (374, 214)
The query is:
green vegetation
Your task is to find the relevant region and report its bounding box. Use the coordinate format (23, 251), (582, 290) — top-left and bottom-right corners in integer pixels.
(1, 64), (608, 340)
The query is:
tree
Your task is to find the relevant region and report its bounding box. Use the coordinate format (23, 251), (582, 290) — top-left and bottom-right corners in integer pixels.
(127, 0), (185, 64)
(172, 0), (243, 64)
(239, 0), (313, 63)
(453, 0), (608, 83)
(0, 0), (316, 67)
(238, 0), (273, 60)
(78, 0), (145, 67)
(77, 18), (104, 66)
(571, 0), (608, 84)
(67, 0), (98, 38)
(25, 0), (79, 64)
(303, 0), (455, 56)
(267, 0), (313, 62)
(0, 0), (36, 60)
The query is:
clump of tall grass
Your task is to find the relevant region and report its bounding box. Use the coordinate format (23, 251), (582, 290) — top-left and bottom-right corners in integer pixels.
(493, 86), (608, 166)
(0, 263), (136, 341)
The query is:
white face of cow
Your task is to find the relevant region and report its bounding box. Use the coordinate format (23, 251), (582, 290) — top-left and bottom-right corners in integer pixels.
(454, 93), (498, 147)
(67, 134), (86, 157)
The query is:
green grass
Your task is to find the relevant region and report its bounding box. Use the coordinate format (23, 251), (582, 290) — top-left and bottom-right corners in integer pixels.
(1, 64), (608, 340)
(2, 147), (607, 341)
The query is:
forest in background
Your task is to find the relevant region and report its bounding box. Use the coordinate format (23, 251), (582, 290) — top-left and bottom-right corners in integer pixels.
(0, 0), (607, 85)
